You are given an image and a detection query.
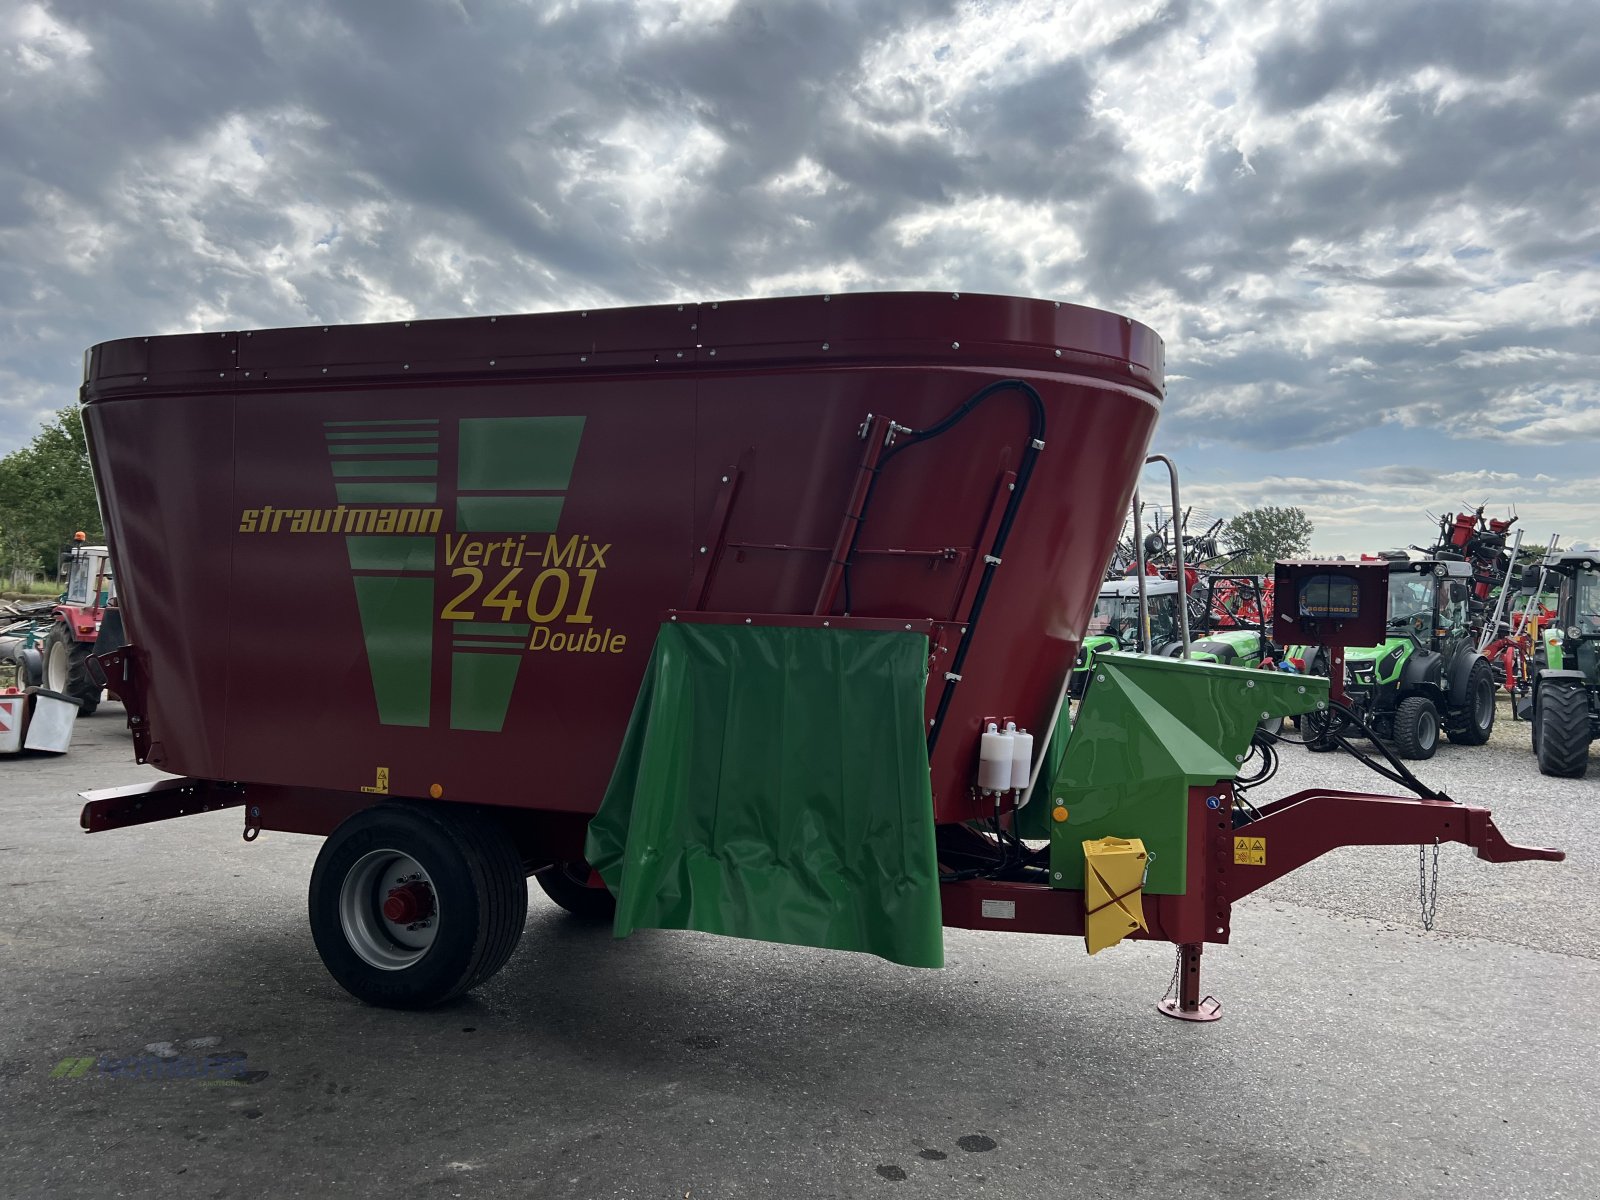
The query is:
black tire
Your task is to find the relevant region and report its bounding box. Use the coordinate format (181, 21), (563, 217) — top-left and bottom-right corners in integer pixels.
(1302, 646), (1338, 750)
(1393, 695), (1440, 760)
(43, 623), (101, 715)
(1445, 658), (1496, 745)
(1302, 705), (1339, 752)
(1534, 684), (1591, 779)
(6, 647), (43, 688)
(308, 801), (527, 1009)
(534, 862), (617, 923)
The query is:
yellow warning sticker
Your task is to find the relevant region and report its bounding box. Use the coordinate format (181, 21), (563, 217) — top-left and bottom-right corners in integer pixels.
(360, 766), (390, 795)
(1233, 836), (1266, 866)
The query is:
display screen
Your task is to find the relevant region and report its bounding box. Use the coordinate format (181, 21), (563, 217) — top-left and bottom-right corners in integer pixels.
(1298, 574), (1361, 619)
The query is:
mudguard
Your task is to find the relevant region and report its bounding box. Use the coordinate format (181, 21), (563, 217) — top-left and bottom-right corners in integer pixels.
(1446, 649), (1484, 708)
(1401, 648), (1442, 693)
(1189, 639), (1235, 664)
(1535, 669), (1588, 691)
(96, 606), (127, 657)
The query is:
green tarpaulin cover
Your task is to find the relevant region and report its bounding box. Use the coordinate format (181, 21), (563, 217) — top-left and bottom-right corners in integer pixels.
(585, 621), (944, 968)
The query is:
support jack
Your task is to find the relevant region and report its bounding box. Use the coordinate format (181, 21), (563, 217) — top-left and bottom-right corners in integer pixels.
(1156, 942), (1222, 1022)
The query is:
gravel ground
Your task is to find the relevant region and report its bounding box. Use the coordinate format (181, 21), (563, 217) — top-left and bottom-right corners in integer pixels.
(0, 695), (1595, 1200)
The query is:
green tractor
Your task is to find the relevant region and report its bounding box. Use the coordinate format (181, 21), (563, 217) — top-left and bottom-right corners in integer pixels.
(1288, 558), (1496, 760)
(1186, 575), (1293, 736)
(1075, 575), (1282, 696)
(1521, 551), (1599, 778)
(1188, 574), (1276, 669)
(1189, 627), (1270, 667)
(1070, 576), (1185, 695)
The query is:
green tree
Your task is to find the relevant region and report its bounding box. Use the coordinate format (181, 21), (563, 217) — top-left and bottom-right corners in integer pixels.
(0, 406), (104, 584)
(1223, 505), (1314, 574)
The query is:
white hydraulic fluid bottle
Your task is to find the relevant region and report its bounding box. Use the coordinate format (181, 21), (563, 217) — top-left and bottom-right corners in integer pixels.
(1009, 724), (1034, 792)
(978, 722), (1014, 793)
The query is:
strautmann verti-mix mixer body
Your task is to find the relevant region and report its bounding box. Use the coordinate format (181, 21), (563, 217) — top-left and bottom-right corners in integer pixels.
(76, 293), (1560, 1017)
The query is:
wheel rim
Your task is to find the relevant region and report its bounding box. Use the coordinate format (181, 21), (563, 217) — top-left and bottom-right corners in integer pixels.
(1475, 677), (1494, 728)
(46, 640), (68, 691)
(338, 850), (440, 970)
(1419, 709), (1438, 751)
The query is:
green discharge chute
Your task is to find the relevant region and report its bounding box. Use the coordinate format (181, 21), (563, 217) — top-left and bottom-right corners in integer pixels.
(1042, 652), (1329, 893)
(585, 621), (944, 968)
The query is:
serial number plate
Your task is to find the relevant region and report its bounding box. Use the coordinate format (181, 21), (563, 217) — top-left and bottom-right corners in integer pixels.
(980, 899), (1016, 920)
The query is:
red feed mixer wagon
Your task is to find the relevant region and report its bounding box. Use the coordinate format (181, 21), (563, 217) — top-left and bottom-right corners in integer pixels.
(77, 293), (1560, 1018)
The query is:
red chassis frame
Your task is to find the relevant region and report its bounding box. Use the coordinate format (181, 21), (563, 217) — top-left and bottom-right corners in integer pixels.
(940, 782), (1559, 1017)
(82, 775), (1561, 1021)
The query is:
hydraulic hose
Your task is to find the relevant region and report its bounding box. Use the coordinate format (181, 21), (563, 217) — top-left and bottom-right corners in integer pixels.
(1268, 702), (1446, 802)
(836, 378), (1047, 753)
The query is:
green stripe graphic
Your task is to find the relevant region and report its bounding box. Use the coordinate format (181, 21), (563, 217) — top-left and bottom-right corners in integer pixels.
(457, 416), (585, 490)
(326, 438), (444, 448)
(443, 415), (587, 732)
(352, 576), (434, 727)
(329, 443), (438, 456)
(335, 482), (438, 504)
(346, 536), (436, 572)
(332, 460), (439, 478)
(451, 652), (522, 732)
(455, 496), (563, 532)
(450, 622), (532, 638)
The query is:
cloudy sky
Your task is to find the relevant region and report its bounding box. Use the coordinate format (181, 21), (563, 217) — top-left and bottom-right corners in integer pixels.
(3, 0), (1596, 554)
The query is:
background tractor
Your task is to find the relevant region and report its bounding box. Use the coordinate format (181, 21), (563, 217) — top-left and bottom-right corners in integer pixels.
(1288, 557), (1496, 759)
(1188, 573), (1276, 667)
(42, 537), (121, 715)
(1522, 551), (1599, 777)
(1071, 575), (1186, 694)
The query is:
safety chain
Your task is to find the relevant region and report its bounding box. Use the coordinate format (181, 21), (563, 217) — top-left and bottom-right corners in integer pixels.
(1418, 838), (1441, 931)
(1161, 945), (1182, 1006)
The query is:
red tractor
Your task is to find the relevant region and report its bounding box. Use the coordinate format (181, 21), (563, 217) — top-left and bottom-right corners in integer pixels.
(42, 535), (123, 715)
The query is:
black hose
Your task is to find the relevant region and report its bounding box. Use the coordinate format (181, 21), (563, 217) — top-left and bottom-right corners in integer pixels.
(1271, 702), (1446, 801)
(1326, 700), (1447, 799)
(840, 379), (1046, 617)
(1236, 733), (1279, 790)
(833, 379), (1047, 753)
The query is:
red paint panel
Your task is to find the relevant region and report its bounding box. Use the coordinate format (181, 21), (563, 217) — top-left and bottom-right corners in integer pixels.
(83, 293), (1162, 818)
(691, 363), (1159, 820)
(82, 392), (236, 776)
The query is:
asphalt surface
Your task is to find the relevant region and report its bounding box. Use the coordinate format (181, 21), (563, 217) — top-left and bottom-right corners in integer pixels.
(1, 698), (1596, 1199)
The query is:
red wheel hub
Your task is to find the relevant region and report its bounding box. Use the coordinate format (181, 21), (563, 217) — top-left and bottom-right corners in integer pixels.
(382, 881), (434, 924)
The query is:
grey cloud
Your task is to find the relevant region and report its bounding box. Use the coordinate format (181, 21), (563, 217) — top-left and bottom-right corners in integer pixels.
(0, 0), (1596, 473)
(1361, 466), (1441, 487)
(1104, 0), (1193, 61)
(944, 59), (1117, 202)
(1336, 265), (1473, 289)
(1253, 0), (1597, 112)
